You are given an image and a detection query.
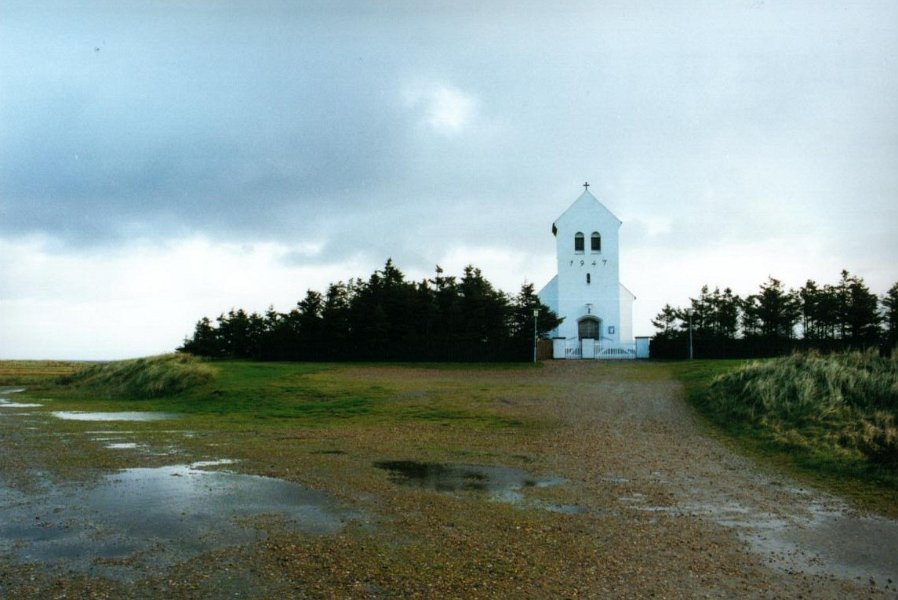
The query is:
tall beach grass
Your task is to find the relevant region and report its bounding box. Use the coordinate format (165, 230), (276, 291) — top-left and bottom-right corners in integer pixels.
(705, 350), (898, 468)
(60, 353), (216, 399)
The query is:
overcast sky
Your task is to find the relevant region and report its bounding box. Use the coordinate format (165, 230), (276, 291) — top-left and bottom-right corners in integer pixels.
(2, 1), (897, 360)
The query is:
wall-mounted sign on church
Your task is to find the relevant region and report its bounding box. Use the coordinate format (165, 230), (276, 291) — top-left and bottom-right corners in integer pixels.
(538, 184), (644, 359)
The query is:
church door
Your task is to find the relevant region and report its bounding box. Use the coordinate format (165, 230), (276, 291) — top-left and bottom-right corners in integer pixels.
(578, 317), (601, 359)
(578, 316), (601, 340)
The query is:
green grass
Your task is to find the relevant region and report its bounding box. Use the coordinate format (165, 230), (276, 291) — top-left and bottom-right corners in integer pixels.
(670, 354), (898, 514)
(668, 359), (750, 402)
(40, 357), (531, 430)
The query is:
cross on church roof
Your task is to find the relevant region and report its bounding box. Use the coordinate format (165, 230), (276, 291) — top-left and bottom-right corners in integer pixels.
(583, 181), (590, 191)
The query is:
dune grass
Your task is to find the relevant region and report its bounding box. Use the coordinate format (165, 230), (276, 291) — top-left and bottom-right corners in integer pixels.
(58, 353), (216, 399)
(674, 352), (898, 510)
(706, 351), (898, 466)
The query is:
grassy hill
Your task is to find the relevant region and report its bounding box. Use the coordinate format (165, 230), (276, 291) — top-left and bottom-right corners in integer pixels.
(675, 351), (898, 503)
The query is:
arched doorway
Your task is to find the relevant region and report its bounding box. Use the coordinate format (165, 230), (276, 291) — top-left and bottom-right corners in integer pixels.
(578, 316), (601, 340)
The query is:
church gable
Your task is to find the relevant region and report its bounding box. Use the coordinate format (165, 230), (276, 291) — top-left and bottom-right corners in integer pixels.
(551, 190), (621, 238)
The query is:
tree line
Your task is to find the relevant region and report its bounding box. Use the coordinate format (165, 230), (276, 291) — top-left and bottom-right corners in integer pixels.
(179, 260), (562, 362)
(651, 270), (898, 358)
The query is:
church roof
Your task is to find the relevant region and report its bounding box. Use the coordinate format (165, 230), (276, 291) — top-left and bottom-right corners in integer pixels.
(552, 189), (622, 236)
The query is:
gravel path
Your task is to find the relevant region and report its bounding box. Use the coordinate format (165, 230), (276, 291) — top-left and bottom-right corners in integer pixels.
(526, 361), (898, 598)
(1, 362), (896, 598)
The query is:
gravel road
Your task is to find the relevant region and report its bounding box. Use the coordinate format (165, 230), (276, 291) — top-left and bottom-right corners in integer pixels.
(1, 362), (896, 598)
(526, 361), (898, 598)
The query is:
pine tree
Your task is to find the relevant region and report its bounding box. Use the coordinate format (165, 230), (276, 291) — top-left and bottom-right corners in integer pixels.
(742, 277), (800, 341)
(882, 282), (898, 351)
(651, 304), (682, 340)
(838, 270), (881, 346)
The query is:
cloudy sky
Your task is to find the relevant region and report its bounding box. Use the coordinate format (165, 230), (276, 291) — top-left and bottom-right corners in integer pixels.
(2, 1), (896, 360)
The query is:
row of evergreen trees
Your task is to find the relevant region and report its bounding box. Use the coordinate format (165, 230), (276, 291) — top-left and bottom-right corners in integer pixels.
(652, 271), (898, 358)
(179, 260), (562, 362)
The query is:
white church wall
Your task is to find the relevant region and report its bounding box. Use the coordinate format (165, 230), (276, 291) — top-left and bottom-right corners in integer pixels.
(552, 191), (622, 342)
(619, 284), (635, 342)
(555, 279), (620, 341)
(537, 275), (559, 314)
(551, 337), (567, 359)
(635, 337), (650, 359)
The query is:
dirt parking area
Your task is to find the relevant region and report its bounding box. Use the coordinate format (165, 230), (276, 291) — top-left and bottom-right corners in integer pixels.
(1, 362), (896, 598)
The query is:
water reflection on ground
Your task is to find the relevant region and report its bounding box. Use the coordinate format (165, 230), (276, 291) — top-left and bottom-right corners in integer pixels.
(622, 489), (898, 588)
(0, 461), (358, 578)
(375, 460), (586, 514)
(51, 411), (181, 422)
(0, 399), (43, 408)
(0, 388), (42, 409)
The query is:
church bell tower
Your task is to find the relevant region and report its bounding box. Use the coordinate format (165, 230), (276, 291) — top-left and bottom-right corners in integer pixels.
(538, 183), (635, 352)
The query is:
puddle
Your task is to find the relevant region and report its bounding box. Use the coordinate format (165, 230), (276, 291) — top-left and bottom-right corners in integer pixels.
(600, 476), (630, 485)
(375, 461), (584, 513)
(51, 411), (180, 422)
(739, 511), (898, 587)
(0, 387), (41, 409)
(625, 492), (898, 587)
(0, 461), (357, 578)
(0, 398), (44, 408)
(105, 442), (139, 450)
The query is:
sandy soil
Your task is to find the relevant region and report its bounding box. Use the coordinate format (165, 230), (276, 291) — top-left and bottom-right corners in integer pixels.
(1, 363), (896, 598)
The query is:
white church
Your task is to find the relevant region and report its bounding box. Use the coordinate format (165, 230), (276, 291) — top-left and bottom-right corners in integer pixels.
(538, 184), (645, 359)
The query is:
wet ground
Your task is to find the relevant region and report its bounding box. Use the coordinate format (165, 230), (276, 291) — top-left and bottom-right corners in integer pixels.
(1, 367), (897, 598)
(0, 390), (358, 581)
(0, 388), (41, 409)
(542, 362), (898, 596)
(622, 477), (898, 587)
(50, 411), (181, 422)
(0, 461), (355, 580)
(374, 460), (584, 513)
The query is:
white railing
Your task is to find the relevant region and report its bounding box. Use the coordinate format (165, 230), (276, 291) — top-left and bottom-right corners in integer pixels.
(594, 340), (637, 360)
(560, 339), (637, 360)
(564, 343), (582, 359)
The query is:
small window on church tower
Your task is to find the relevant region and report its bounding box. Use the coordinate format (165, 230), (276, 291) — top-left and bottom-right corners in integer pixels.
(591, 232), (601, 252)
(586, 273), (591, 284)
(574, 232), (584, 253)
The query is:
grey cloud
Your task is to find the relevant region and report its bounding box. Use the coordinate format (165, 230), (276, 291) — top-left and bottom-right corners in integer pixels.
(1, 0), (897, 279)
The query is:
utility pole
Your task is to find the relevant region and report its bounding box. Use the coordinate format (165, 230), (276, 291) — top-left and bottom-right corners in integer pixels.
(688, 309), (694, 360)
(533, 309), (539, 364)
